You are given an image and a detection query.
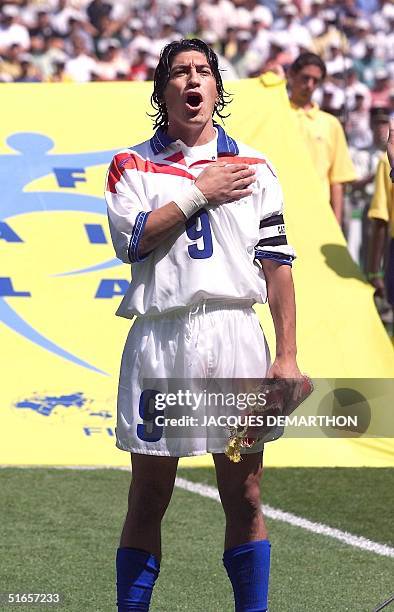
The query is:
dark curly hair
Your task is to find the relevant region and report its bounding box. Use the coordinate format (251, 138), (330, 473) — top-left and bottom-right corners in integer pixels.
(149, 38), (231, 130)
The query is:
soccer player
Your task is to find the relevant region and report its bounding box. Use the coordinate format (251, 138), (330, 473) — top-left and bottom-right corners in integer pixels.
(105, 38), (302, 612)
(288, 52), (356, 225)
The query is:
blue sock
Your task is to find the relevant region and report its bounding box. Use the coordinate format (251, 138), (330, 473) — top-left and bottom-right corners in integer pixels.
(223, 540), (271, 612)
(116, 547), (160, 611)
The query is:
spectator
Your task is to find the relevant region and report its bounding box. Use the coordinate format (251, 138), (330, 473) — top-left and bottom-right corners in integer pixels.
(371, 0), (394, 34)
(222, 26), (238, 62)
(313, 10), (347, 59)
(203, 30), (238, 80)
(127, 20), (150, 64)
(46, 58), (74, 82)
(325, 41), (352, 77)
(197, 0), (235, 41)
(14, 53), (42, 82)
(128, 46), (149, 81)
(366, 114), (394, 329)
(28, 10), (56, 44)
(262, 32), (293, 75)
(345, 67), (371, 111)
(87, 0), (112, 30)
(175, 0), (197, 38)
(288, 52), (356, 224)
(139, 1), (171, 38)
(51, 0), (85, 38)
(231, 31), (262, 78)
(273, 3), (313, 59)
(35, 36), (68, 80)
(346, 90), (372, 148)
(348, 18), (371, 60)
(65, 38), (98, 82)
(0, 5), (30, 52)
(370, 68), (392, 107)
(353, 36), (385, 88)
(302, 0), (326, 38)
(347, 107), (389, 265)
(96, 38), (129, 81)
(320, 81), (346, 114)
(235, 0), (273, 31)
(0, 43), (24, 80)
(248, 17), (271, 66)
(150, 19), (182, 60)
(64, 17), (95, 56)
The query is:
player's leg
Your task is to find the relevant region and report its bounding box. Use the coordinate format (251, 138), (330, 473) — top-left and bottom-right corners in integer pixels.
(120, 453), (179, 558)
(116, 453), (179, 611)
(214, 451), (266, 548)
(214, 451), (270, 612)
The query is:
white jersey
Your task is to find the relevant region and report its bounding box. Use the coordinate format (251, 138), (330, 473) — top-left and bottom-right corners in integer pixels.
(105, 124), (295, 318)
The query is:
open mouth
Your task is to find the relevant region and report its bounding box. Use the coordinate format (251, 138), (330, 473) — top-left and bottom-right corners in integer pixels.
(185, 92), (203, 108)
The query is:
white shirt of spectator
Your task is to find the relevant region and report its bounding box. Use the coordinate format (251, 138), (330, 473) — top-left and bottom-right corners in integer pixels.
(198, 0), (236, 40)
(65, 53), (97, 82)
(303, 14), (325, 38)
(97, 54), (130, 81)
(0, 21), (30, 51)
(346, 81), (371, 111)
(249, 29), (271, 66)
(51, 7), (87, 37)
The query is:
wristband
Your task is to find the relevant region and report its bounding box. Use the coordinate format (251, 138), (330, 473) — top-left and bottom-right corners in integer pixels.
(173, 183), (208, 219)
(367, 271), (384, 280)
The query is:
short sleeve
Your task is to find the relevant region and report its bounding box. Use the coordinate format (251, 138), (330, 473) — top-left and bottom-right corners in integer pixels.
(105, 151), (151, 263)
(368, 156), (393, 224)
(254, 164), (296, 266)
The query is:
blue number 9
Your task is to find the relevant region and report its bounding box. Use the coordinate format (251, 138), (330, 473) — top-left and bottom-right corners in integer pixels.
(186, 208), (213, 259)
(137, 389), (163, 442)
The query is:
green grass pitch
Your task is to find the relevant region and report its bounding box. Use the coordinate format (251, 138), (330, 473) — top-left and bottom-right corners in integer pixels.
(0, 467), (393, 611)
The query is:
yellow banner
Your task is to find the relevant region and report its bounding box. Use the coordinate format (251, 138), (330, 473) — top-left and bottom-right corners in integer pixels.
(0, 78), (393, 467)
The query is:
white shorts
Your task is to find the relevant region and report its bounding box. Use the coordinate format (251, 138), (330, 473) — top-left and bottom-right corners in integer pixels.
(115, 302), (271, 456)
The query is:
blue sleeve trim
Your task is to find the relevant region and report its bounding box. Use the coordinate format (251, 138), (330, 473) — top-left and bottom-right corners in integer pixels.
(128, 211), (152, 263)
(255, 249), (294, 266)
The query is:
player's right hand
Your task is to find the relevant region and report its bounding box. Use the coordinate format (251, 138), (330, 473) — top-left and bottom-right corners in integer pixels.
(195, 162), (256, 205)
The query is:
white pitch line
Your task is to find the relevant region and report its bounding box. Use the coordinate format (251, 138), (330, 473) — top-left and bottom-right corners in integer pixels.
(1, 465), (393, 559)
(175, 477), (394, 559)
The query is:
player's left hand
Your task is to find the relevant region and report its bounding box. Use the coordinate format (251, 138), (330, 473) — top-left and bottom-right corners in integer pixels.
(266, 357), (310, 405)
(267, 357), (302, 380)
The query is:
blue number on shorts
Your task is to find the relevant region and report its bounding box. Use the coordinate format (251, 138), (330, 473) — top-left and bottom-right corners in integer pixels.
(137, 389), (163, 442)
(186, 208), (213, 259)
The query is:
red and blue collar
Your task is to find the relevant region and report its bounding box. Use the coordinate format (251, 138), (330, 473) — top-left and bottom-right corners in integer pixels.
(149, 123), (239, 156)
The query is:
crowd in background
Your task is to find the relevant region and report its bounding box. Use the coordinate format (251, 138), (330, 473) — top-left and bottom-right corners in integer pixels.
(1, 0), (393, 324)
(0, 0), (393, 95)
(1, 0), (392, 153)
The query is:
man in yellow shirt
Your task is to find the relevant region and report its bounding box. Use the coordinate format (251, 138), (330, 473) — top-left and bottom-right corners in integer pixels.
(288, 52), (356, 224)
(367, 117), (394, 322)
